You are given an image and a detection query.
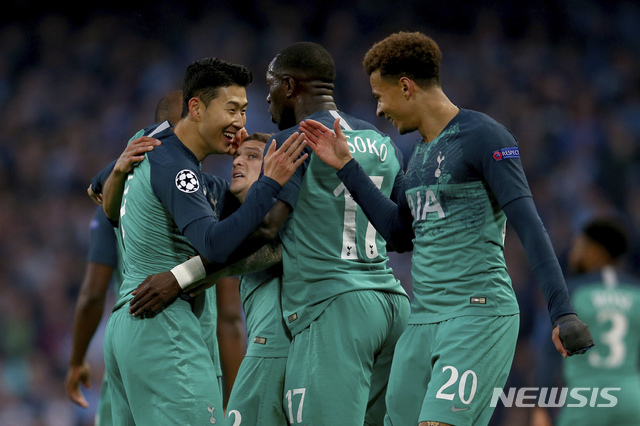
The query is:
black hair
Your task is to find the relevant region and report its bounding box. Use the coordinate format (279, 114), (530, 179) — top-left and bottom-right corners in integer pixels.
(271, 42), (336, 83)
(183, 58), (252, 109)
(583, 219), (629, 260)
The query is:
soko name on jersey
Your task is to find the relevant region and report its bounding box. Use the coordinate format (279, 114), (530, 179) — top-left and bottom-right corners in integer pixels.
(407, 189), (445, 220)
(345, 135), (389, 162)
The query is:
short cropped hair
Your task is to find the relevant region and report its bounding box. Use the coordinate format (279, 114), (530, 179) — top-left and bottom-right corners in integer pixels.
(271, 42), (336, 83)
(582, 219), (629, 260)
(363, 32), (442, 87)
(183, 58), (252, 109)
(154, 90), (183, 124)
(244, 132), (272, 144)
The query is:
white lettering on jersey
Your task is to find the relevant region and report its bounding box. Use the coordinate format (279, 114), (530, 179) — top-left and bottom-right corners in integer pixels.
(345, 135), (388, 162)
(407, 189), (445, 220)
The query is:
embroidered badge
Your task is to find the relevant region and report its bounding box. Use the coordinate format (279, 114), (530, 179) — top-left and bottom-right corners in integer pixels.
(435, 151), (445, 178)
(175, 169), (200, 193)
(492, 147), (520, 162)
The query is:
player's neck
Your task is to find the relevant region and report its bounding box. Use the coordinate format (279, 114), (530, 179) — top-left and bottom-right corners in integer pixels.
(294, 84), (337, 123)
(173, 120), (207, 162)
(294, 99), (337, 123)
(417, 90), (459, 143)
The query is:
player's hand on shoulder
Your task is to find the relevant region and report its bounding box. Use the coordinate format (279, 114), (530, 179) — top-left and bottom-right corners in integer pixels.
(114, 136), (161, 176)
(551, 313), (594, 358)
(262, 132), (308, 186)
(299, 118), (353, 170)
(129, 271), (181, 318)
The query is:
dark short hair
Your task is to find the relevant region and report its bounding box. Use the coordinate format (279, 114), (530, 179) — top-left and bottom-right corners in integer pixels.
(183, 58), (252, 109)
(271, 42), (336, 83)
(583, 218), (629, 259)
(154, 90), (183, 124)
(244, 132), (272, 144)
(363, 31), (442, 87)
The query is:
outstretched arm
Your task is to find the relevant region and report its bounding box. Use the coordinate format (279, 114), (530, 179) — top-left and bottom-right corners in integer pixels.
(300, 118), (414, 251)
(503, 197), (594, 357)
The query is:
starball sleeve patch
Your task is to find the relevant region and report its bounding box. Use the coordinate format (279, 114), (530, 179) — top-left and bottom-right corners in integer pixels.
(175, 169), (200, 193)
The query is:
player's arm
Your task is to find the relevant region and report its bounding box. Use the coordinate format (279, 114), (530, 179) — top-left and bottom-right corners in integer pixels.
(65, 261), (113, 408)
(128, 137), (304, 316)
(215, 276), (244, 408)
(129, 242), (282, 316)
(180, 135), (305, 264)
(300, 118), (414, 251)
(65, 207), (119, 408)
(474, 129), (593, 356)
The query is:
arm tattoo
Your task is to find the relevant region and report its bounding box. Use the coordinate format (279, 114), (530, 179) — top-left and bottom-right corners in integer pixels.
(223, 241), (282, 276)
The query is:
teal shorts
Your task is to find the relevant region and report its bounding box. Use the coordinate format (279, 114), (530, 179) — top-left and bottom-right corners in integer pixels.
(104, 299), (223, 425)
(384, 314), (519, 426)
(95, 375), (112, 426)
(283, 290), (410, 426)
(225, 356), (288, 425)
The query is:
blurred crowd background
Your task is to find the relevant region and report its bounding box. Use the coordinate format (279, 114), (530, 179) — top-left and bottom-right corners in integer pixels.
(1, 0), (639, 424)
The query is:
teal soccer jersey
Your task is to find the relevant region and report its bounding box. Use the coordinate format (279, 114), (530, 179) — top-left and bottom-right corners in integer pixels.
(102, 121), (260, 425)
(403, 108), (528, 324)
(556, 267), (640, 425)
(240, 268), (291, 358)
(273, 110), (410, 425)
(225, 269), (291, 425)
(276, 110), (408, 336)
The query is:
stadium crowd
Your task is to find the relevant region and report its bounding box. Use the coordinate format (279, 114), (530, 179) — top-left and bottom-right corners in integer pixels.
(1, 0), (639, 424)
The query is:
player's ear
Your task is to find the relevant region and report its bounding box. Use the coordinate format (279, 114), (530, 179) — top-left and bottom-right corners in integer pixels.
(284, 76), (296, 98)
(399, 77), (413, 99)
(188, 97), (202, 120)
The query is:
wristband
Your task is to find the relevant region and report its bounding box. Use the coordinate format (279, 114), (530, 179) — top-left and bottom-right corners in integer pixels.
(170, 256), (206, 289)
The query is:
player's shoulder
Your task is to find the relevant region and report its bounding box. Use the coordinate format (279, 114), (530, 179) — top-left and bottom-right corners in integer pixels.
(201, 173), (230, 194)
(455, 108), (518, 156)
(146, 126), (198, 170)
(458, 108), (513, 138)
(616, 271), (640, 290)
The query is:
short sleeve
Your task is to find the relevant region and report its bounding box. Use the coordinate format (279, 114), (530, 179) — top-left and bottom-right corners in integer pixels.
(86, 206), (118, 267)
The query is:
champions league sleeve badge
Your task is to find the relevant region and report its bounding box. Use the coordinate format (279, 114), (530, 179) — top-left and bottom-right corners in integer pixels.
(175, 169), (200, 193)
(492, 147), (520, 162)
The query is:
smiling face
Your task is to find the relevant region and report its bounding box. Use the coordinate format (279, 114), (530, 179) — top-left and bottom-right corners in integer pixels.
(198, 85), (248, 155)
(229, 139), (266, 203)
(369, 70), (418, 135)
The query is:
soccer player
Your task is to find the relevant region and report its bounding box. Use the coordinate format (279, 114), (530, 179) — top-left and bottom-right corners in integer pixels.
(532, 218), (640, 426)
(198, 132), (291, 425)
(299, 31), (593, 426)
(153, 88), (247, 408)
(92, 57), (306, 425)
(66, 93), (183, 424)
(129, 42), (411, 426)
